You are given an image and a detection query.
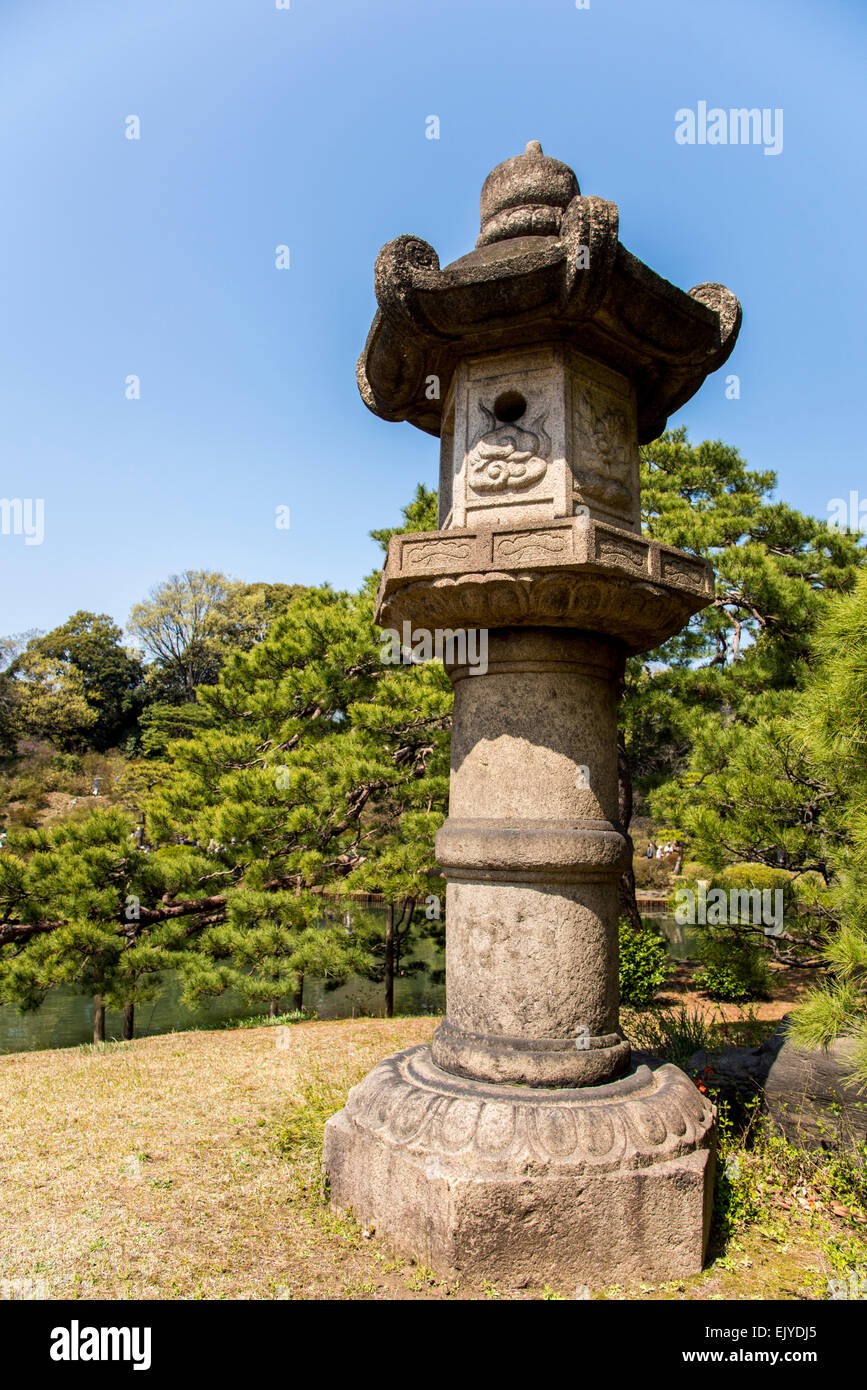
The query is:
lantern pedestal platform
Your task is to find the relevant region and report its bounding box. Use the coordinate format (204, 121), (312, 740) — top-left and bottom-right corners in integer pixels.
(323, 1045), (715, 1288)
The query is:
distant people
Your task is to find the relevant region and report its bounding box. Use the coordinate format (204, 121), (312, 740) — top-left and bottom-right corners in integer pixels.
(645, 843), (654, 858)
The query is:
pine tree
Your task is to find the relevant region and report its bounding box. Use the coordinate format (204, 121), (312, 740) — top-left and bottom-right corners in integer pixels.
(618, 428), (865, 921)
(149, 578), (451, 1017)
(0, 808), (212, 1039)
(0, 579), (452, 1030)
(649, 572), (867, 1084)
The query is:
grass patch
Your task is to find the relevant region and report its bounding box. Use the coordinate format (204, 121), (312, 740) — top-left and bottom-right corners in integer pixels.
(3, 1014), (865, 1300)
(234, 1009), (317, 1029)
(273, 1070), (348, 1160)
(623, 1002), (778, 1068)
(623, 1004), (721, 1068)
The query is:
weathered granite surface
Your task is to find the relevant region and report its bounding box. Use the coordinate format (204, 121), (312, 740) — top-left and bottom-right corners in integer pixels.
(324, 1046), (715, 1287)
(375, 516), (713, 654)
(432, 627), (627, 1088)
(325, 141), (741, 1288)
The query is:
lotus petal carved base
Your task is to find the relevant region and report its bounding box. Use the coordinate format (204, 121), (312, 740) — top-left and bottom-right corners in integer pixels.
(323, 1044), (716, 1288)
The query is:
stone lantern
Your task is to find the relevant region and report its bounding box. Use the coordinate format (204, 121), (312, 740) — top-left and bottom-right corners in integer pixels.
(323, 142), (741, 1287)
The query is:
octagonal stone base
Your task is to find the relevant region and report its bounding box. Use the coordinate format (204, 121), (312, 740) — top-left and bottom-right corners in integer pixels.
(323, 1044), (716, 1289)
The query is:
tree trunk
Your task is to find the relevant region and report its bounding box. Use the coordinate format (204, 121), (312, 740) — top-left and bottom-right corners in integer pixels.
(618, 863), (643, 932)
(384, 904), (395, 1019)
(617, 739), (643, 932)
(293, 975), (304, 1012)
(391, 898), (416, 996)
(269, 999), (279, 1019)
(122, 1001), (135, 1041)
(93, 995), (106, 1044)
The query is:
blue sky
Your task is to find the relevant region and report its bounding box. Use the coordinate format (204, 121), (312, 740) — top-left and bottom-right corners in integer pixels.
(1, 0), (865, 636)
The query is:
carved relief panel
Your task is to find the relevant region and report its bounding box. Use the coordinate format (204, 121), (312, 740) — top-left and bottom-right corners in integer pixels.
(567, 350), (641, 535)
(440, 344), (641, 535)
(444, 346), (569, 530)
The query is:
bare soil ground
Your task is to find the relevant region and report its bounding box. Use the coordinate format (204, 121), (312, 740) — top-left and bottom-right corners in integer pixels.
(657, 959), (823, 1043)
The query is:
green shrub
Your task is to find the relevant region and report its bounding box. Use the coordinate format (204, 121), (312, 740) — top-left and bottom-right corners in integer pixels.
(694, 924), (773, 1002)
(6, 801), (42, 829)
(693, 962), (755, 1002)
(713, 862), (793, 899)
(680, 861), (712, 882)
(51, 752), (83, 777)
(619, 916), (670, 1007)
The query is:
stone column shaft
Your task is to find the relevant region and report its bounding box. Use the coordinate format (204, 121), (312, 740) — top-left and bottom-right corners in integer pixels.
(432, 627), (630, 1086)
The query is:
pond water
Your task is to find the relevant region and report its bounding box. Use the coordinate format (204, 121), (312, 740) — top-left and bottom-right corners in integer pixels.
(0, 913), (688, 1055)
(654, 913), (700, 960)
(0, 925), (446, 1055)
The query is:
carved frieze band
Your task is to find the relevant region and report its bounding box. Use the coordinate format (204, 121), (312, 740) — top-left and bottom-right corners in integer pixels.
(396, 520), (709, 588)
(378, 522), (712, 652)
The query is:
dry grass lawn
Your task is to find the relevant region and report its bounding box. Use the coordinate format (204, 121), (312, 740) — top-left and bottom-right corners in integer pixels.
(0, 1016), (857, 1301)
(0, 1017), (439, 1300)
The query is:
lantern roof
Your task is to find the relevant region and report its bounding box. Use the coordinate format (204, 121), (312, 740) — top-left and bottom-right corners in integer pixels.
(357, 141), (741, 444)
